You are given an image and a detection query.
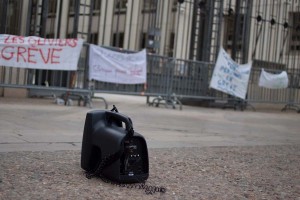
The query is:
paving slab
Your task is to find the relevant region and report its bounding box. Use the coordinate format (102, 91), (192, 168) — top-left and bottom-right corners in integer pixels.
(0, 94), (299, 199)
(1, 145), (299, 199)
(0, 94), (299, 152)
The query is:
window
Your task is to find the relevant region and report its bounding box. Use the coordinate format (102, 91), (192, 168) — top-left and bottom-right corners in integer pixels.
(3, 0), (22, 34)
(69, 0), (75, 14)
(223, 13), (244, 51)
(172, 0), (178, 12)
(253, 59), (286, 71)
(115, 0), (127, 10)
(289, 12), (300, 52)
(90, 33), (99, 44)
(140, 33), (147, 49)
(142, 0), (157, 12)
(67, 33), (76, 38)
(48, 0), (57, 17)
(46, 33), (55, 38)
(168, 32), (175, 57)
(112, 32), (124, 48)
(93, 0), (101, 14)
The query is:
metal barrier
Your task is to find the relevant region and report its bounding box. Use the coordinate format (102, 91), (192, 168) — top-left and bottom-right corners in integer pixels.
(91, 47), (300, 112)
(0, 43), (108, 109)
(90, 49), (214, 109)
(1, 44), (300, 112)
(247, 68), (300, 112)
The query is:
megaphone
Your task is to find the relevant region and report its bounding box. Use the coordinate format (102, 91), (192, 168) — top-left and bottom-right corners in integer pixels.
(81, 106), (149, 183)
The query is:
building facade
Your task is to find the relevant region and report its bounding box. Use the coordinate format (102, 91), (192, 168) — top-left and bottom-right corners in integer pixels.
(0, 0), (299, 104)
(1, 0), (299, 66)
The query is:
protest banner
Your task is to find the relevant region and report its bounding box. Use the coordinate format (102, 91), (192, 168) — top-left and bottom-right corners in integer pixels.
(89, 45), (147, 84)
(0, 34), (83, 70)
(210, 47), (252, 99)
(258, 68), (289, 89)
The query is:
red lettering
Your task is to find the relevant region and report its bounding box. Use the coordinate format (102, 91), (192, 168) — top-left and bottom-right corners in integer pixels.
(28, 37), (37, 47)
(28, 47), (38, 63)
(58, 39), (66, 47)
(51, 48), (62, 64)
(4, 36), (25, 44)
(67, 39), (77, 47)
(4, 35), (12, 44)
(47, 38), (56, 46)
(18, 36), (25, 43)
(1, 46), (14, 60)
(37, 38), (46, 46)
(39, 48), (51, 63)
(12, 36), (19, 44)
(17, 46), (27, 62)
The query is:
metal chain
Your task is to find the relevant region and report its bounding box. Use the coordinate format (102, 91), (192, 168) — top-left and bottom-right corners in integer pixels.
(85, 152), (166, 195)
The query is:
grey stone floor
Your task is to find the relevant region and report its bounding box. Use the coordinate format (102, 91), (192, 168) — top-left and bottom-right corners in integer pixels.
(0, 94), (299, 199)
(0, 94), (299, 152)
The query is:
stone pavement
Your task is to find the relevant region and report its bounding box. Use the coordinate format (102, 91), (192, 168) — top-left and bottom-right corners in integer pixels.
(0, 94), (299, 152)
(1, 94), (300, 199)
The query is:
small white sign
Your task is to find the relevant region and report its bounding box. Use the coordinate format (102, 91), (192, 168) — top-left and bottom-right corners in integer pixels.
(258, 68), (288, 89)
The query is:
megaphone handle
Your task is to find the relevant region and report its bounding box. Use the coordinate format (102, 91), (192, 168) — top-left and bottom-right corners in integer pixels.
(106, 111), (134, 136)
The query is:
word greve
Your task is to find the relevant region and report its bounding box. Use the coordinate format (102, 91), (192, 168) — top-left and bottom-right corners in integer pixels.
(0, 34), (83, 70)
(1, 46), (62, 64)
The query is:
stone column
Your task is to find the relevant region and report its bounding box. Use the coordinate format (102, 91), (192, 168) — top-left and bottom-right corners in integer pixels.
(124, 0), (142, 50)
(99, 0), (114, 46)
(59, 0), (69, 38)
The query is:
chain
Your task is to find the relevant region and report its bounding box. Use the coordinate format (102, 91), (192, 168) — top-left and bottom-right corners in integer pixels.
(85, 152), (166, 195)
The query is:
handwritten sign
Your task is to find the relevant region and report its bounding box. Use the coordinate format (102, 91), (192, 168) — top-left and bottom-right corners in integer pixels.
(0, 34), (83, 70)
(89, 45), (147, 84)
(210, 48), (252, 99)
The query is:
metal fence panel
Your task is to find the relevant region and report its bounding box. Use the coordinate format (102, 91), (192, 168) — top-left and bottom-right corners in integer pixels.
(1, 44), (300, 108)
(91, 49), (212, 99)
(247, 68), (300, 104)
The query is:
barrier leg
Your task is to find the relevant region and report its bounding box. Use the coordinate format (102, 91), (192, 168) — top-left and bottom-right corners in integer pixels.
(281, 103), (300, 113)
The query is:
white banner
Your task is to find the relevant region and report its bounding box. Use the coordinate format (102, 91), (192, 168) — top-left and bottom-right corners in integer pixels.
(0, 34), (83, 70)
(89, 45), (147, 84)
(258, 68), (288, 89)
(210, 48), (252, 99)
